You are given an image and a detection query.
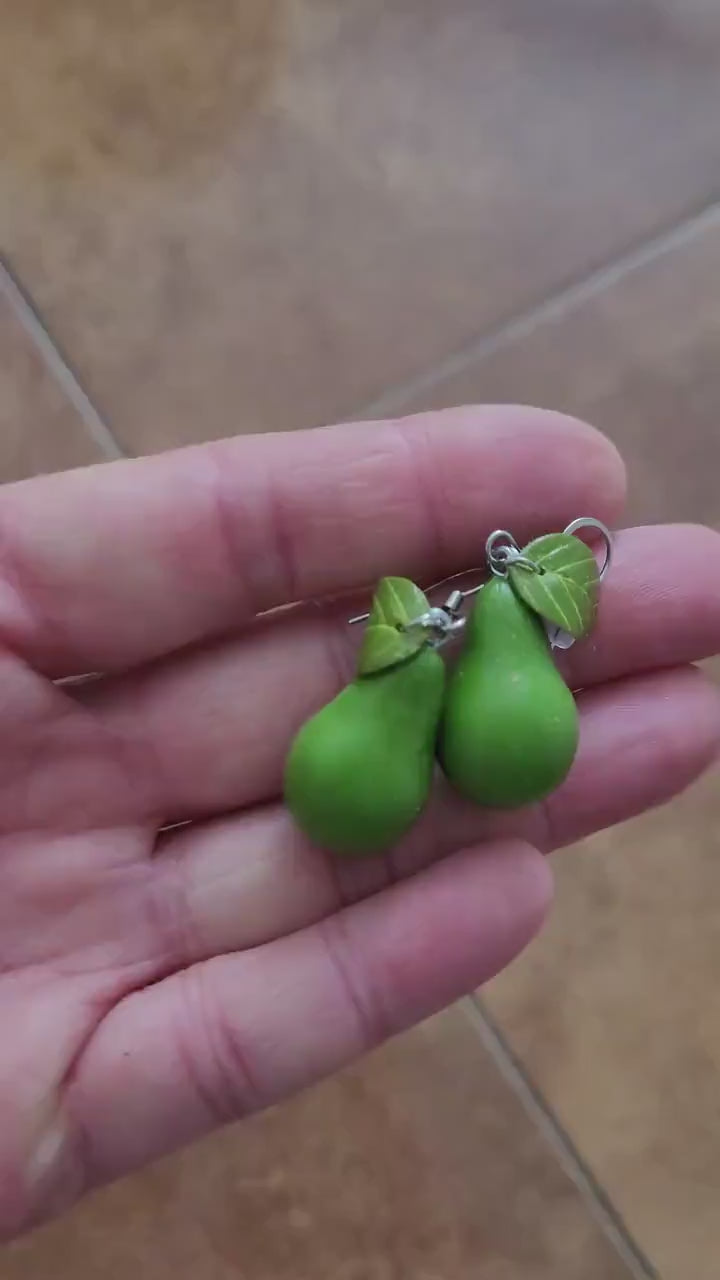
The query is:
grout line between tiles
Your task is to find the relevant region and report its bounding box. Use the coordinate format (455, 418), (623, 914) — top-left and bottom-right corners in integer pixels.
(462, 995), (660, 1280)
(0, 256), (127, 461)
(353, 194), (720, 421)
(4, 193), (720, 459)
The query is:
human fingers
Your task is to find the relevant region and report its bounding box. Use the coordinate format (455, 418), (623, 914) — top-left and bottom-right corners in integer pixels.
(61, 840), (551, 1194)
(0, 407), (623, 676)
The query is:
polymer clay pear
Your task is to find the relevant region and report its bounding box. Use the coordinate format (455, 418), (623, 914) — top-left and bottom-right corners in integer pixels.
(284, 578), (445, 855)
(440, 529), (603, 809)
(439, 577), (578, 808)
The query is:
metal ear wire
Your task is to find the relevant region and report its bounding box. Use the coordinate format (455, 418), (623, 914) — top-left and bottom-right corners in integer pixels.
(348, 517), (614, 647)
(562, 517), (613, 581)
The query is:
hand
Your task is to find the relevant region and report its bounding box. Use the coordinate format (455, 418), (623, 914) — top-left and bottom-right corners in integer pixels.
(1, 406), (718, 1238)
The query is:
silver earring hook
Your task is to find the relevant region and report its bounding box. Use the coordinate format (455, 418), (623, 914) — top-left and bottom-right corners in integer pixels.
(545, 518), (614, 651)
(562, 516), (613, 581)
(348, 518), (614, 639)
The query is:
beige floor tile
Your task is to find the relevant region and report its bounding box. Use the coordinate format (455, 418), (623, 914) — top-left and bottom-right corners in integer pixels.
(3, 1007), (640, 1280)
(0, 283), (106, 480)
(2, 1), (720, 451)
(394, 216), (720, 1277)
(483, 773), (720, 1280)
(397, 210), (720, 529)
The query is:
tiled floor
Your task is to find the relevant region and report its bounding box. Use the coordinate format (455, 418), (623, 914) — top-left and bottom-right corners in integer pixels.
(3, 1007), (640, 1280)
(2, 1), (720, 1277)
(3, 0), (720, 450)
(0, 278), (106, 479)
(388, 207), (720, 1276)
(397, 208), (720, 529)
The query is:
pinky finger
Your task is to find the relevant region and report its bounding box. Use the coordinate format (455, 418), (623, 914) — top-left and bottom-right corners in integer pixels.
(62, 840), (550, 1199)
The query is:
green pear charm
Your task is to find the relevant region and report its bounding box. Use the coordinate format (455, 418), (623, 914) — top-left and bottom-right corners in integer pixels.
(440, 578), (578, 808)
(285, 648), (445, 855)
(284, 578), (445, 856)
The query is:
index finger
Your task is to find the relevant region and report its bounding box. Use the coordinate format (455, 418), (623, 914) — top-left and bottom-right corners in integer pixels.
(0, 406), (625, 675)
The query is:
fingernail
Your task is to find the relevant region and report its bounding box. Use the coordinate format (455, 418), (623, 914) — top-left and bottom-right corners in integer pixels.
(21, 1110), (77, 1225)
(25, 1119), (66, 1191)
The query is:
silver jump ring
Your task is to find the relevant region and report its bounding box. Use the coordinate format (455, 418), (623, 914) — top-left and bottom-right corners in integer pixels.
(563, 517), (613, 582)
(485, 529), (520, 578)
(502, 551), (543, 575)
(485, 530), (543, 579)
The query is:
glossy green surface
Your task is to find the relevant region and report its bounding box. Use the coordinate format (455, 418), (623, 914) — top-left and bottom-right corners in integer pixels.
(284, 647), (445, 855)
(440, 579), (579, 808)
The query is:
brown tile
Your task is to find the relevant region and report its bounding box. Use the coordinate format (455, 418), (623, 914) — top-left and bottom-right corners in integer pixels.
(0, 282), (106, 480)
(483, 771), (720, 1280)
(399, 211), (720, 528)
(3, 1), (720, 452)
(393, 221), (720, 1276)
(2, 1007), (638, 1280)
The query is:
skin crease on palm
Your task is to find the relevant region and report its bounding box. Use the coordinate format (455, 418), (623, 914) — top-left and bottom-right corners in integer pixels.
(0, 406), (719, 1240)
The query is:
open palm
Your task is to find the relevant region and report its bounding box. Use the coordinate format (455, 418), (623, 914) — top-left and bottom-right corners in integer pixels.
(1, 406), (719, 1239)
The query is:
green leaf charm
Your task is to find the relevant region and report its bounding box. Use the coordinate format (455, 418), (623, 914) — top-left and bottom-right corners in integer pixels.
(357, 577), (432, 676)
(508, 533), (599, 639)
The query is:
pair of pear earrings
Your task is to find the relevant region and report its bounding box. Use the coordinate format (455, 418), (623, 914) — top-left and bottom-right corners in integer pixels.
(284, 518), (613, 857)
